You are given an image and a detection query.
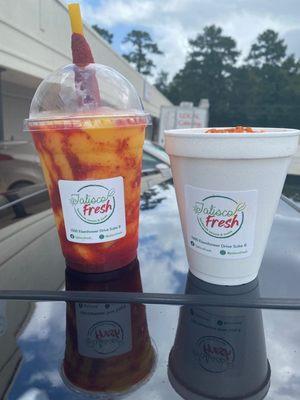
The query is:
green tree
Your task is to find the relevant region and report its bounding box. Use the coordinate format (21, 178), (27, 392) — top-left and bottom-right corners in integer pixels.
(188, 25), (240, 72)
(281, 54), (300, 75)
(246, 29), (286, 67)
(155, 70), (169, 96)
(167, 26), (300, 128)
(168, 25), (240, 125)
(231, 30), (300, 127)
(122, 30), (163, 76)
(92, 25), (113, 44)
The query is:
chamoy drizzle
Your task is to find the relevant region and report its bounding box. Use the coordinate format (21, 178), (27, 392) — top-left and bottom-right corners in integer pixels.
(206, 126), (254, 133)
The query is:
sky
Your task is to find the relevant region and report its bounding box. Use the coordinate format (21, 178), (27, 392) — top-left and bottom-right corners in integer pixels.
(74, 0), (300, 81)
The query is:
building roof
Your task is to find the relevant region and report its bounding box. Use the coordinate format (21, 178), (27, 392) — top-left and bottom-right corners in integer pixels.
(0, 0), (172, 117)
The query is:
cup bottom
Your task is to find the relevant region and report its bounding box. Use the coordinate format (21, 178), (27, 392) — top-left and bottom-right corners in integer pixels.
(189, 266), (258, 286)
(168, 362), (271, 400)
(65, 250), (137, 273)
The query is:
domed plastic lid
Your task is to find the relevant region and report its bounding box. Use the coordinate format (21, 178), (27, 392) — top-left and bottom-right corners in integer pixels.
(25, 63), (150, 130)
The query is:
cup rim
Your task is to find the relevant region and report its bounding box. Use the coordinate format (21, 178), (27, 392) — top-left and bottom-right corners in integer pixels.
(24, 112), (151, 131)
(165, 127), (300, 139)
(168, 357), (271, 400)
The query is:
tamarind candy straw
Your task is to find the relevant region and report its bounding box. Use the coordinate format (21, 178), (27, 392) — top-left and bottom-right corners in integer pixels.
(68, 3), (101, 106)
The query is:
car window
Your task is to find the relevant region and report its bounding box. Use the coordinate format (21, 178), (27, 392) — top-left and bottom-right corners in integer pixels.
(0, 183), (50, 229)
(142, 151), (160, 170)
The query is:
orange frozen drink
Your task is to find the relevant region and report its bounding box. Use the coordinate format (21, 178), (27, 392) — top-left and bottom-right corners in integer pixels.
(26, 4), (149, 272)
(31, 116), (146, 272)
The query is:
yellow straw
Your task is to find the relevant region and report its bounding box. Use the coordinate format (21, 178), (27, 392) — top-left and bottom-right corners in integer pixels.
(68, 3), (83, 35)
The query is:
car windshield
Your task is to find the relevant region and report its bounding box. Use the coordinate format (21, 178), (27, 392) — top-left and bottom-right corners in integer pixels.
(0, 181), (300, 399)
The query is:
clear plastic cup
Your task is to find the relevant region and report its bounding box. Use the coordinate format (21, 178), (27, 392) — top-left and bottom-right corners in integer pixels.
(165, 127), (300, 285)
(25, 63), (150, 273)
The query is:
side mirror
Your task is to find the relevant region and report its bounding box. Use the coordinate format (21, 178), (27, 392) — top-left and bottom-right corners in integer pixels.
(155, 163), (172, 179)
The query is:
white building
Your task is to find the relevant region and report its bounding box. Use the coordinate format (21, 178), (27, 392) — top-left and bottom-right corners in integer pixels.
(0, 0), (172, 142)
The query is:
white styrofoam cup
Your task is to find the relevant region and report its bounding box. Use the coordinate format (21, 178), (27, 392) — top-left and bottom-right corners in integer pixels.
(165, 127), (299, 285)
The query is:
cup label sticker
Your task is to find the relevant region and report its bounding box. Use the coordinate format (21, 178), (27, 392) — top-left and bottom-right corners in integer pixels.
(185, 186), (257, 259)
(75, 302), (132, 359)
(58, 177), (126, 243)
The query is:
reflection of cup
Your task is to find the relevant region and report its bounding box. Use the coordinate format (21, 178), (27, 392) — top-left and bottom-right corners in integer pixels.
(165, 128), (299, 285)
(168, 273), (270, 399)
(62, 258), (155, 395)
(26, 64), (149, 273)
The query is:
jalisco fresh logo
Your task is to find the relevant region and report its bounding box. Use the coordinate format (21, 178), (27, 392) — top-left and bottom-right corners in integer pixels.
(69, 184), (115, 224)
(86, 321), (124, 355)
(193, 195), (246, 238)
(194, 336), (235, 373)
